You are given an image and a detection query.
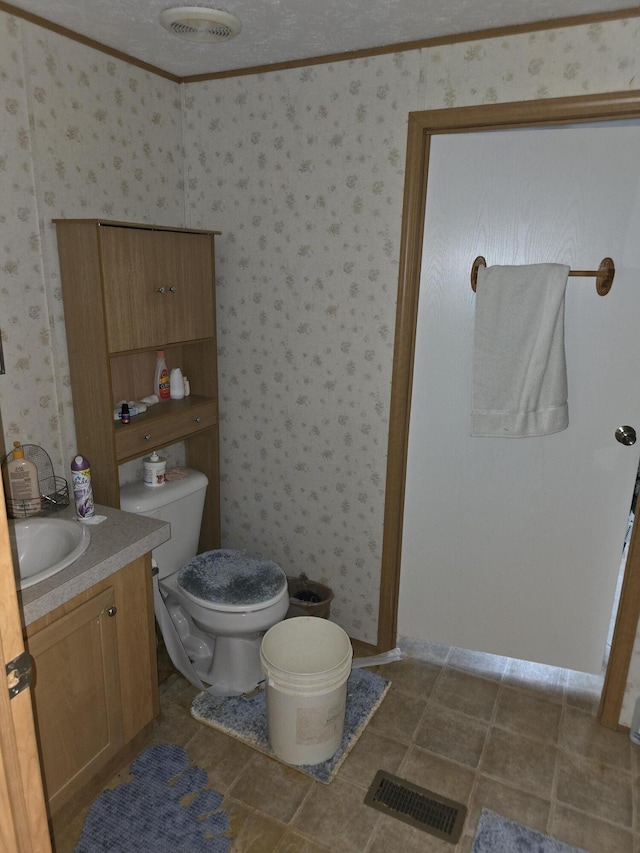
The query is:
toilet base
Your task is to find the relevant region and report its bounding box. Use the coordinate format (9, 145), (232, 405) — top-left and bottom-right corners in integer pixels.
(162, 593), (273, 696)
(198, 635), (265, 695)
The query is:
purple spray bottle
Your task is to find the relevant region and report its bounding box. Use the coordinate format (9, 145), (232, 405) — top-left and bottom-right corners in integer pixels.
(71, 454), (95, 519)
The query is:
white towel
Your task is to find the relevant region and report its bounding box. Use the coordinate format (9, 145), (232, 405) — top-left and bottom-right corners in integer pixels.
(471, 263), (570, 438)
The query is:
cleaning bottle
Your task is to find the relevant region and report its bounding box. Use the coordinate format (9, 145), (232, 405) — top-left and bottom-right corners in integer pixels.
(71, 454), (95, 519)
(154, 351), (170, 401)
(3, 441), (41, 517)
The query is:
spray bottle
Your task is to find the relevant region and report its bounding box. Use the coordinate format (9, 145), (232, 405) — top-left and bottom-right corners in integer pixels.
(71, 454), (95, 519)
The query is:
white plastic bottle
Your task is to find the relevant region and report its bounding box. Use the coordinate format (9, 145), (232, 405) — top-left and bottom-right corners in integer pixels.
(169, 367), (184, 400)
(154, 351), (170, 402)
(3, 441), (41, 517)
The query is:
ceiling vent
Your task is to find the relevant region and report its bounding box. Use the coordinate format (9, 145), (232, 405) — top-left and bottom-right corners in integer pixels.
(160, 7), (242, 43)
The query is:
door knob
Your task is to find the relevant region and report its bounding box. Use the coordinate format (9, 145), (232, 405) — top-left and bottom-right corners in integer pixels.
(615, 425), (637, 446)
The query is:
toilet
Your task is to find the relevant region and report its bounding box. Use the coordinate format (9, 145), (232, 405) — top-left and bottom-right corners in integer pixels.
(119, 468), (289, 695)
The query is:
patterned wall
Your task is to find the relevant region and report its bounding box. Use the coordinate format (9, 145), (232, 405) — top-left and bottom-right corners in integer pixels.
(2, 9), (640, 721)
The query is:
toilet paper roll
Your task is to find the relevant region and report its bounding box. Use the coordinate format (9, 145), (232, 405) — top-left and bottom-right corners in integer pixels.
(152, 572), (242, 697)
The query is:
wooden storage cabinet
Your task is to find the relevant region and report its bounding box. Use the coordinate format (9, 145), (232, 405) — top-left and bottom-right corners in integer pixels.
(99, 226), (215, 352)
(24, 556), (158, 821)
(54, 219), (221, 551)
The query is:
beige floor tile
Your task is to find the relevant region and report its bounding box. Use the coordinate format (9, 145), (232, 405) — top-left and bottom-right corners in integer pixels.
(479, 728), (557, 799)
(367, 685), (427, 743)
(565, 669), (604, 714)
(550, 803), (634, 853)
(556, 750), (633, 827)
(185, 725), (258, 793)
(290, 776), (379, 853)
(494, 685), (562, 744)
(467, 775), (550, 835)
(400, 746), (476, 805)
(429, 668), (499, 722)
(225, 799), (287, 852)
(560, 704), (632, 770)
(229, 751), (314, 823)
(367, 813), (463, 853)
(373, 657), (441, 697)
(446, 647), (509, 682)
(337, 726), (408, 788)
(502, 658), (567, 704)
(274, 829), (333, 852)
(414, 702), (488, 768)
(151, 673), (203, 745)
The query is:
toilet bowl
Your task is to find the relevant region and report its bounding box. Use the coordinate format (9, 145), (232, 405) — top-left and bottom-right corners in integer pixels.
(120, 469), (288, 695)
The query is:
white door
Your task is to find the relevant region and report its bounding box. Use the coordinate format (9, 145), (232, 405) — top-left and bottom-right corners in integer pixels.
(398, 122), (640, 673)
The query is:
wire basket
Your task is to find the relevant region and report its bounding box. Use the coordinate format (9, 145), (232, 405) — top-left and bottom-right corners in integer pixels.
(2, 444), (70, 517)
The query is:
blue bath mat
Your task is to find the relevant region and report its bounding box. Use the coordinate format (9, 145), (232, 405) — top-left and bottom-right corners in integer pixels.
(472, 809), (589, 853)
(191, 667), (390, 784)
(75, 744), (232, 853)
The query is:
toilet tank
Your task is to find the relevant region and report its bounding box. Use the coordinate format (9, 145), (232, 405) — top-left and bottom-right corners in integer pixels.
(119, 468), (208, 579)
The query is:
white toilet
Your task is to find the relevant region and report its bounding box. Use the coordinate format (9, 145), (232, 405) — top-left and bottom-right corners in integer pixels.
(119, 468), (289, 695)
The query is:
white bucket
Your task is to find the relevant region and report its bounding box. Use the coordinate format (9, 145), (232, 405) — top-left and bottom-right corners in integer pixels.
(260, 616), (353, 765)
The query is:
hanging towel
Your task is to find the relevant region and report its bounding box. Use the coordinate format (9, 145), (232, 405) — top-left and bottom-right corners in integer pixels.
(471, 262), (570, 438)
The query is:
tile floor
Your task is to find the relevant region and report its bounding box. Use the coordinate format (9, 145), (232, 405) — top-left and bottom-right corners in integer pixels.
(53, 637), (640, 853)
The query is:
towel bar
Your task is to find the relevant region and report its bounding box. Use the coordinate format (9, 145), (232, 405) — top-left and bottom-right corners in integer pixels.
(470, 256), (615, 296)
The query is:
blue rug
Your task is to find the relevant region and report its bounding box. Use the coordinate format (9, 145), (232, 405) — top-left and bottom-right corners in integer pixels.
(472, 809), (589, 853)
(75, 744), (232, 853)
(191, 667), (390, 784)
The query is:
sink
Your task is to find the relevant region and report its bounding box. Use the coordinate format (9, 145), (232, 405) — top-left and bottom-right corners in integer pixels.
(9, 517), (91, 590)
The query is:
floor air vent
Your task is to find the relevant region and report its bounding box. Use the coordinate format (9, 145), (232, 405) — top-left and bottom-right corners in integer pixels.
(364, 770), (466, 843)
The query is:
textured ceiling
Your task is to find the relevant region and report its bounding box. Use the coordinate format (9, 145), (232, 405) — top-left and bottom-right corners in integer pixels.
(4, 0), (637, 78)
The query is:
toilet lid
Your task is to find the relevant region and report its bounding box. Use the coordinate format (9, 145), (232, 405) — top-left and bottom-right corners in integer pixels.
(177, 549), (287, 611)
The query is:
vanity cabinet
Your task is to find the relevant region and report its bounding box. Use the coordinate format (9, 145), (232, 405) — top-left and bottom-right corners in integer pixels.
(24, 556), (157, 824)
(54, 219), (221, 550)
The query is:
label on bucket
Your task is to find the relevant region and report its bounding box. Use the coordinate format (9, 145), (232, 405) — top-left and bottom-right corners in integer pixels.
(296, 700), (344, 745)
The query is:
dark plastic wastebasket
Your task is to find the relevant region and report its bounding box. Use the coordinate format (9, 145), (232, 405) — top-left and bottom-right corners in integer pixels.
(286, 574), (334, 619)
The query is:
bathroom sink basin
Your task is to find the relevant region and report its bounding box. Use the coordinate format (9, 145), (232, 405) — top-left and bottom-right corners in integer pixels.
(9, 517), (91, 590)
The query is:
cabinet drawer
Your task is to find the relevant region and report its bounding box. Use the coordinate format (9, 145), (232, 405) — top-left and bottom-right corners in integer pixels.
(115, 400), (216, 461)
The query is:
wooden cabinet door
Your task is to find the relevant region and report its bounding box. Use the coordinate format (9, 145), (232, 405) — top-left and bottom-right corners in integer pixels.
(163, 230), (215, 345)
(26, 588), (123, 815)
(99, 227), (214, 352)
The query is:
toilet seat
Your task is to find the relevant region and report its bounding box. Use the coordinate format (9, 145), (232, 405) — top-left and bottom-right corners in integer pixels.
(177, 549), (288, 613)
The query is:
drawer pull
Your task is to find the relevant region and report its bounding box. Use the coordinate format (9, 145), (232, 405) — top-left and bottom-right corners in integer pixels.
(194, 417), (201, 423)
(169, 286), (177, 293)
(144, 434), (152, 441)
(107, 606), (117, 618)
(156, 287), (165, 294)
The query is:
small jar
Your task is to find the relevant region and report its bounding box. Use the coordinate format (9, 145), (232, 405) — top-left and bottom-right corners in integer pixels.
(143, 451), (166, 487)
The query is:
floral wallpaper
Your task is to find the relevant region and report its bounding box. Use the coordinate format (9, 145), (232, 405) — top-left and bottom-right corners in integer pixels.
(2, 8), (640, 723)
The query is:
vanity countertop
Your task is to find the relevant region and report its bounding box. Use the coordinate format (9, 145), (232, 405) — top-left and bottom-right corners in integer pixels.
(19, 503), (170, 627)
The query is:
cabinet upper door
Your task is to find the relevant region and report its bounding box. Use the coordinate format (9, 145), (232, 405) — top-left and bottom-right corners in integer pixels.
(99, 227), (215, 353)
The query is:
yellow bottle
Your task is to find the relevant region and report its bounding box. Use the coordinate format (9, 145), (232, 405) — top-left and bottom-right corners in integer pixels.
(3, 441), (41, 518)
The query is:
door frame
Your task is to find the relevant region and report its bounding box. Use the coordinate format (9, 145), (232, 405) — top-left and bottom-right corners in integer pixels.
(378, 89), (640, 729)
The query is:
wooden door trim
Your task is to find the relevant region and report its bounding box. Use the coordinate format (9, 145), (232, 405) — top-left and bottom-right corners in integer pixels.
(379, 89), (640, 729)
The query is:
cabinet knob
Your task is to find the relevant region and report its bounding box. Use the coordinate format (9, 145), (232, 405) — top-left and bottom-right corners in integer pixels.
(194, 416), (201, 423)
(107, 606), (117, 617)
(144, 433), (152, 441)
(156, 286), (165, 294)
(169, 286), (177, 293)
